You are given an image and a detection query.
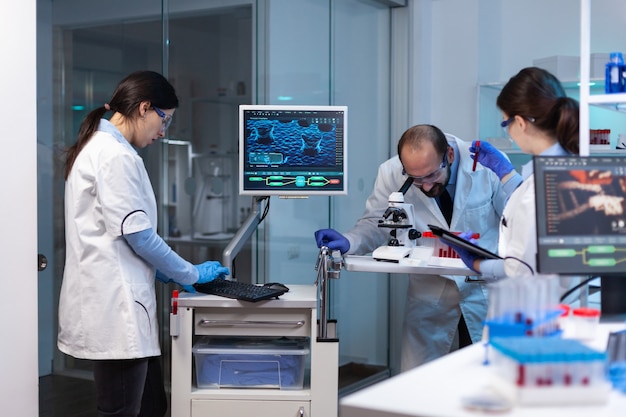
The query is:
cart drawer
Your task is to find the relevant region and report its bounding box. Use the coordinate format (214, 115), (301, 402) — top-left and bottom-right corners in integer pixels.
(191, 399), (310, 416)
(194, 308), (310, 337)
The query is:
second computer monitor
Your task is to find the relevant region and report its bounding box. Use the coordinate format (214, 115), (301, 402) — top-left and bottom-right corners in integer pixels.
(239, 105), (348, 197)
(534, 155), (626, 275)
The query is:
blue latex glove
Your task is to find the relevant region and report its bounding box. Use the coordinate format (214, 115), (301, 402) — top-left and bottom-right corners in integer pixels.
(195, 261), (230, 284)
(441, 231), (481, 273)
(181, 261), (230, 293)
(314, 228), (350, 254)
(470, 140), (514, 180)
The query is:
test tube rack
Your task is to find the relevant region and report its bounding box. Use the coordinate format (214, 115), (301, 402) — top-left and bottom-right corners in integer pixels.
(484, 275), (564, 342)
(420, 231), (461, 258)
(488, 336), (610, 406)
(484, 309), (563, 340)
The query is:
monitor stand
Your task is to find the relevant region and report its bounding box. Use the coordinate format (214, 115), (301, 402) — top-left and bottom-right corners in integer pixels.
(599, 276), (626, 323)
(222, 196), (264, 277)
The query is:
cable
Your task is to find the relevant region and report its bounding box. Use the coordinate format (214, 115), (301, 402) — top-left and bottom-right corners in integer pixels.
(503, 256), (534, 275)
(559, 275), (597, 303)
(259, 196), (271, 222)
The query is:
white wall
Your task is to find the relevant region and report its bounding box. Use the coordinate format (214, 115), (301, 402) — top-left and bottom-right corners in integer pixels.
(415, 0), (626, 141)
(0, 1), (39, 416)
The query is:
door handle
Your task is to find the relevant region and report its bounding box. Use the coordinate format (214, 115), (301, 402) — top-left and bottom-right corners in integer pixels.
(38, 253), (48, 271)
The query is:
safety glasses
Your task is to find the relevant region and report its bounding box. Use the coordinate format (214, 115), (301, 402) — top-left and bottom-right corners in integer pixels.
(153, 106), (173, 133)
(402, 150), (448, 187)
(501, 115), (535, 137)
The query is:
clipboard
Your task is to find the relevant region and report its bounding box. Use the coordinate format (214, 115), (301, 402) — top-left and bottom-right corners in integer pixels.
(427, 224), (502, 260)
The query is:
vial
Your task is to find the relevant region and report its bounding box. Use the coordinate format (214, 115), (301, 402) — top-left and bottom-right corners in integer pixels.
(605, 52), (625, 94)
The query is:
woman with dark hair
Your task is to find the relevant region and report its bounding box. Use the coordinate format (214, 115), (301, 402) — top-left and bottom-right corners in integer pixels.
(450, 67), (579, 280)
(59, 70), (229, 417)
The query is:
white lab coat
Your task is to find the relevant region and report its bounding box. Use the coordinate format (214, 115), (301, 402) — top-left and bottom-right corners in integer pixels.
(58, 120), (160, 360)
(344, 135), (507, 370)
(498, 143), (574, 293)
(499, 174), (537, 277)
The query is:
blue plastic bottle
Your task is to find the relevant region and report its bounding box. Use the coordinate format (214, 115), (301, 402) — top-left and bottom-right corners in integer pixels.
(605, 52), (625, 93)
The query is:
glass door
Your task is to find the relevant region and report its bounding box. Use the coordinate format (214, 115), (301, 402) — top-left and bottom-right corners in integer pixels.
(47, 2), (255, 385)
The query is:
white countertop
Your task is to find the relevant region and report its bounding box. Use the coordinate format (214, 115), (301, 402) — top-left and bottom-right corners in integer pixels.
(340, 323), (626, 417)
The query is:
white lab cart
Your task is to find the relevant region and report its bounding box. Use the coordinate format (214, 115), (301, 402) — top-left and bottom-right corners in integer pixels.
(170, 285), (338, 417)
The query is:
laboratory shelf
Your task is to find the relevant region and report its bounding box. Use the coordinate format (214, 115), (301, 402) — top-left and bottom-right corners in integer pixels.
(588, 93), (626, 112)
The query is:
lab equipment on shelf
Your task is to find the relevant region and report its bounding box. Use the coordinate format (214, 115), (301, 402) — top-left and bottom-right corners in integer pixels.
(605, 52), (626, 94)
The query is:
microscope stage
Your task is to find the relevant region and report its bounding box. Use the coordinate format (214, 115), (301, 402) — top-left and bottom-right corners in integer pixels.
(372, 245), (412, 262)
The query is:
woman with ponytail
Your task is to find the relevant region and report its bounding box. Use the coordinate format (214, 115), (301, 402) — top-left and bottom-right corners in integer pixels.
(446, 67), (579, 282)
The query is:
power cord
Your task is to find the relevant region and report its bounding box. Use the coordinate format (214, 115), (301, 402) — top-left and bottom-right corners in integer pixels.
(259, 196), (271, 222)
(503, 256), (535, 275)
(559, 275), (597, 303)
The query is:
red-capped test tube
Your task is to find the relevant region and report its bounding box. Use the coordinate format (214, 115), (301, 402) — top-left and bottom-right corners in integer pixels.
(171, 290), (179, 315)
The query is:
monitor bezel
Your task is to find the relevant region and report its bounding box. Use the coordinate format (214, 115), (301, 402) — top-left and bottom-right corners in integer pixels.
(238, 104), (348, 197)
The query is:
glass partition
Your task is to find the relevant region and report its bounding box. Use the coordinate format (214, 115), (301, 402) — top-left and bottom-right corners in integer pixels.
(49, 0), (255, 386)
(45, 0), (395, 407)
(255, 0), (393, 394)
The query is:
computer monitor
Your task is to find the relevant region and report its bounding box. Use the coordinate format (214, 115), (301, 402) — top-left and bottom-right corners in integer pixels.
(239, 105), (347, 196)
(534, 155), (626, 276)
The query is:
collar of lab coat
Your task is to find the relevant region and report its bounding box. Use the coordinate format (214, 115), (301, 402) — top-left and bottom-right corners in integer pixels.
(97, 119), (138, 155)
(520, 142), (569, 179)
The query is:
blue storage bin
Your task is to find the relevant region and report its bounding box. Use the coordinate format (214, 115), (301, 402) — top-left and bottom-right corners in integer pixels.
(193, 337), (309, 389)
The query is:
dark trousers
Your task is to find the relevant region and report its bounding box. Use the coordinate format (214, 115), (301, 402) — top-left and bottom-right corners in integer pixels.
(93, 356), (167, 417)
(458, 314), (473, 348)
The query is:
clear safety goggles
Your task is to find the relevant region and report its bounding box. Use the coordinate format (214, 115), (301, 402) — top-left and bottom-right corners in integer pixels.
(402, 150), (448, 187)
(501, 115), (535, 137)
(153, 106), (173, 133)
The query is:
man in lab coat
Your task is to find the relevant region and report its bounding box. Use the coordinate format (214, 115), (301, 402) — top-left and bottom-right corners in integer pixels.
(315, 124), (520, 371)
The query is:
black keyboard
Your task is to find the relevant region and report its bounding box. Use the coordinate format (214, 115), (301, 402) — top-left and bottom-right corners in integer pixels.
(193, 279), (288, 302)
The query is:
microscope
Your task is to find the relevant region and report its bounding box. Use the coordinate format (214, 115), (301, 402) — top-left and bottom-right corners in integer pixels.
(372, 179), (421, 262)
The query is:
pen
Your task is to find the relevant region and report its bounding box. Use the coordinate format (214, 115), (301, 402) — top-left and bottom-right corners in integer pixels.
(472, 140), (481, 171)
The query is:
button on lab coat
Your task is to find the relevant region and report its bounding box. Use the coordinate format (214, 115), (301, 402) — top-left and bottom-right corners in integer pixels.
(58, 120), (160, 360)
(344, 135), (507, 370)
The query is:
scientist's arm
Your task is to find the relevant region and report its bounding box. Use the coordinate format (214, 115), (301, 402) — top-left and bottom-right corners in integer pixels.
(344, 160), (401, 254)
(124, 228), (229, 290)
(444, 237), (506, 281)
(477, 259), (506, 281)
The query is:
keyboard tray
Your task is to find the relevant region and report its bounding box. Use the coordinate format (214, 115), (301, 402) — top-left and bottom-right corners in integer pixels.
(193, 279), (287, 302)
